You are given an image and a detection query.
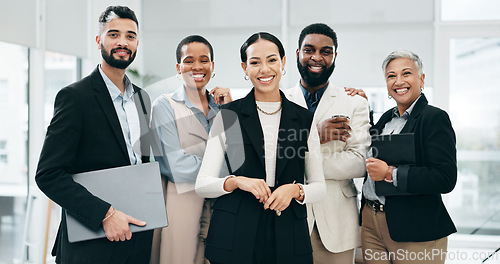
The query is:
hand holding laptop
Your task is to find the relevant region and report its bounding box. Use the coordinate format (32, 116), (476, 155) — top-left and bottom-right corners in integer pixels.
(102, 205), (146, 242)
(65, 162), (168, 243)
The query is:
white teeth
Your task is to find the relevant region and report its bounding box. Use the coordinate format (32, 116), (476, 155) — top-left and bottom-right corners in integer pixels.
(259, 76), (273, 82)
(310, 66), (322, 70)
(396, 88), (408, 94)
(192, 74), (204, 78)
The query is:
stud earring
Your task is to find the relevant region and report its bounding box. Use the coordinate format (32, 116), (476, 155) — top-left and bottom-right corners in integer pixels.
(388, 93), (393, 99)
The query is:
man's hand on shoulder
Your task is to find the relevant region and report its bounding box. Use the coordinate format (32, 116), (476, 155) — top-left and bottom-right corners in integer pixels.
(344, 87), (368, 100)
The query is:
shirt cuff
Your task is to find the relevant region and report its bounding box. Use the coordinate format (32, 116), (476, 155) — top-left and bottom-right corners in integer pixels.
(220, 175), (236, 195)
(392, 167), (398, 187)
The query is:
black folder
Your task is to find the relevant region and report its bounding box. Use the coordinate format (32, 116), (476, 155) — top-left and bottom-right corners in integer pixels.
(371, 133), (416, 196)
(371, 133), (416, 166)
(65, 162), (168, 242)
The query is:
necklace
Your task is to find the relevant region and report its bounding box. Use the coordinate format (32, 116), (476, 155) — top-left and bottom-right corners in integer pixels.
(256, 96), (282, 115)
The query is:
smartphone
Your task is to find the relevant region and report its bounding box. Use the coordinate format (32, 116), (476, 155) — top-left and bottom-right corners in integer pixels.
(332, 114), (350, 119)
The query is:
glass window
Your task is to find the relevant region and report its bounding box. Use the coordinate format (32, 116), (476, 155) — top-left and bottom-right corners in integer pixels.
(0, 141), (7, 164)
(446, 37), (500, 235)
(44, 51), (78, 126)
(0, 80), (7, 105)
(441, 0), (500, 21)
(0, 41), (28, 264)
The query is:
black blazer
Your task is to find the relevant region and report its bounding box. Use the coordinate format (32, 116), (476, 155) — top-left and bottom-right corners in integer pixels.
(35, 67), (153, 264)
(205, 89), (314, 264)
(361, 94), (457, 242)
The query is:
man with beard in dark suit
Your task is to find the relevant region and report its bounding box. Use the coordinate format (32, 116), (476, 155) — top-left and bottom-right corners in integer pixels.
(35, 6), (153, 264)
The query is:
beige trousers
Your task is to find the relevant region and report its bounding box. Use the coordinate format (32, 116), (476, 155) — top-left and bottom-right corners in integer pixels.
(360, 205), (448, 264)
(310, 224), (355, 264)
(150, 182), (210, 264)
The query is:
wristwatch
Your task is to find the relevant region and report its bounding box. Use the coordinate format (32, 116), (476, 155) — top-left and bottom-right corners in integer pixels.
(384, 166), (394, 183)
(297, 183), (305, 200)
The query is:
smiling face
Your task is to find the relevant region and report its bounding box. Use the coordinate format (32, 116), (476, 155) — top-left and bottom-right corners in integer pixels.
(97, 18), (138, 70)
(296, 33), (336, 90)
(176, 42), (214, 90)
(241, 39), (286, 100)
(385, 57), (425, 114)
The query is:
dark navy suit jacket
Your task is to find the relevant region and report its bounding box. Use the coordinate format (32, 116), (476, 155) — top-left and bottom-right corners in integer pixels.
(36, 66), (153, 264)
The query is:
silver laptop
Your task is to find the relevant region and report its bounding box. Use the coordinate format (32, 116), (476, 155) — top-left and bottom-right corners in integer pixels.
(65, 162), (167, 243)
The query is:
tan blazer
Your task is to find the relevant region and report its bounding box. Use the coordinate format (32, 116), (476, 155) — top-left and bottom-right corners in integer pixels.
(150, 90), (211, 264)
(285, 82), (370, 253)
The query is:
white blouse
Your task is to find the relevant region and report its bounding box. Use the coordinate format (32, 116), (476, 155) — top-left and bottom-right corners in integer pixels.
(195, 103), (326, 204)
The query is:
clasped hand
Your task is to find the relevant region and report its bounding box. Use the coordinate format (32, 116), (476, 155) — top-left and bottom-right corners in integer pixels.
(231, 177), (299, 213)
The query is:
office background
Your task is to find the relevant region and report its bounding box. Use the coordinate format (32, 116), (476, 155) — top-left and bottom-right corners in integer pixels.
(0, 0), (499, 263)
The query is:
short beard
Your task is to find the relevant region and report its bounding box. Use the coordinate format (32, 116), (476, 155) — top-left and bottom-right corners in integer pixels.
(297, 57), (335, 89)
(101, 44), (136, 70)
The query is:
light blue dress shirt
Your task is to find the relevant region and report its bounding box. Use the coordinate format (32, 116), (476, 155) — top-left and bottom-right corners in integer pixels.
(150, 86), (219, 183)
(98, 65), (141, 165)
(363, 95), (422, 204)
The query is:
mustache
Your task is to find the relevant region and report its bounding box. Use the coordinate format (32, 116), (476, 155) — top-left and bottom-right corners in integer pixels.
(111, 47), (132, 54)
(307, 62), (326, 68)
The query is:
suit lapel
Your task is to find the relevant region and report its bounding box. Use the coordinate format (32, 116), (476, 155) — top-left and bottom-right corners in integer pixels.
(289, 82), (308, 109)
(289, 81), (336, 124)
(401, 94), (428, 134)
(91, 68), (130, 161)
(313, 83), (336, 123)
(240, 90), (266, 169)
(275, 92), (299, 182)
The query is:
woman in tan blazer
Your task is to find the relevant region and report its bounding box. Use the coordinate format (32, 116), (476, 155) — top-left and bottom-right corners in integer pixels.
(150, 35), (231, 264)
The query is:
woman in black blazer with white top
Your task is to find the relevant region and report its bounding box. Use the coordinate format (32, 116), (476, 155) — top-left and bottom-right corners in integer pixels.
(195, 32), (326, 264)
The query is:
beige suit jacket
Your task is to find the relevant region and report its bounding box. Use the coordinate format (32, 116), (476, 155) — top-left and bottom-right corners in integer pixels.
(285, 82), (370, 253)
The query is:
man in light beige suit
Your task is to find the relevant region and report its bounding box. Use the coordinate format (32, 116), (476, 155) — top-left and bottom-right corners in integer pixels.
(285, 23), (371, 264)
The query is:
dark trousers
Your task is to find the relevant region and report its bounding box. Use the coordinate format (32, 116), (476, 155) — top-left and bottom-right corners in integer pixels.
(210, 208), (276, 264)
